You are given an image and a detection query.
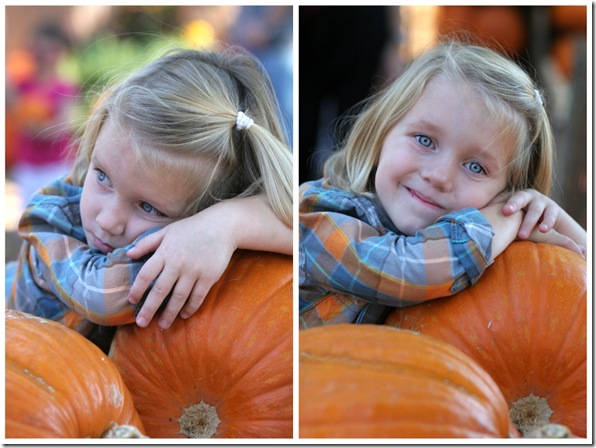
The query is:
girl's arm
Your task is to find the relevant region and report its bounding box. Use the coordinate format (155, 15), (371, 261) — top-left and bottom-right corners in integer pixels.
(300, 205), (503, 308)
(14, 180), (148, 327)
(126, 193), (292, 329)
(478, 202), (522, 261)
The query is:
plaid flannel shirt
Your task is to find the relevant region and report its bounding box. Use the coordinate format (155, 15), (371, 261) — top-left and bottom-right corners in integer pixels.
(299, 179), (494, 328)
(6, 176), (155, 336)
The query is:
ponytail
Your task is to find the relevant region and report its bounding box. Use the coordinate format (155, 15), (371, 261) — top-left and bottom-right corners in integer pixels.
(235, 120), (293, 226)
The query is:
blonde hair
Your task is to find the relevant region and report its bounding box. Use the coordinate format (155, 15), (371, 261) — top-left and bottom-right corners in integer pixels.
(70, 47), (292, 226)
(325, 40), (554, 197)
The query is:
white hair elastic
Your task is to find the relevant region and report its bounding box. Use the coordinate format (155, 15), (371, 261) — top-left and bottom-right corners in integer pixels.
(236, 111), (254, 131)
(534, 89), (543, 106)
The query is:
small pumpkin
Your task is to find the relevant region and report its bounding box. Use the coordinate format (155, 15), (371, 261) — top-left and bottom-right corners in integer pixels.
(299, 324), (512, 438)
(109, 250), (293, 438)
(385, 242), (586, 437)
(5, 310), (145, 438)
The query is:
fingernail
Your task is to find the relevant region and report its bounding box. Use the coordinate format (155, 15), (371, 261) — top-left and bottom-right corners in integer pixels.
(136, 316), (147, 327)
(159, 320), (169, 330)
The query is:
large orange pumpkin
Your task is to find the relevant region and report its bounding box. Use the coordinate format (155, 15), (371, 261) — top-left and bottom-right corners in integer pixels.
(5, 310), (145, 438)
(109, 250), (293, 438)
(385, 242), (587, 437)
(299, 324), (512, 438)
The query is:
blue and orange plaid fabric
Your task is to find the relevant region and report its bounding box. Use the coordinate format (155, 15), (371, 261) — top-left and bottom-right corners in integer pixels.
(299, 179), (494, 328)
(6, 176), (155, 335)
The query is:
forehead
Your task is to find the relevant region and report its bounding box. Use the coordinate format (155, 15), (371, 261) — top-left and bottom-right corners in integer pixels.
(406, 77), (517, 156)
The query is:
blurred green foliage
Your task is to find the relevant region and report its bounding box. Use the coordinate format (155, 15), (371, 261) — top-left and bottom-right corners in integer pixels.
(58, 6), (186, 107)
(60, 34), (184, 97)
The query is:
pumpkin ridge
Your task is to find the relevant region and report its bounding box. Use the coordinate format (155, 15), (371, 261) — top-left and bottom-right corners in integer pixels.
(383, 242), (587, 437)
(6, 310), (144, 438)
(300, 324), (510, 438)
(109, 250), (293, 438)
(300, 340), (503, 401)
(301, 352), (502, 408)
(221, 332), (292, 395)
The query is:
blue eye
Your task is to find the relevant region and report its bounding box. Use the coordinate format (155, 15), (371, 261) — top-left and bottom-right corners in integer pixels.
(465, 161), (486, 175)
(141, 202), (165, 217)
(95, 169), (108, 182)
(415, 135), (433, 148)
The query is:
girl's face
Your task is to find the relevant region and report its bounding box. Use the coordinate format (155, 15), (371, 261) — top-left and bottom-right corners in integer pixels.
(375, 77), (515, 235)
(80, 118), (195, 253)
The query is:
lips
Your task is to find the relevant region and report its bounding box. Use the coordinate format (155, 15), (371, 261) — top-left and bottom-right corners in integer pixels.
(91, 235), (115, 253)
(406, 187), (444, 210)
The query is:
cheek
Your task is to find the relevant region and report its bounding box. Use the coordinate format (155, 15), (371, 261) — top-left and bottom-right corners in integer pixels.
(456, 182), (505, 209)
(79, 184), (94, 227)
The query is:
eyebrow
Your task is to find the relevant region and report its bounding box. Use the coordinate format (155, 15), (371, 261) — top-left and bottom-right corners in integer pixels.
(90, 154), (185, 219)
(409, 119), (506, 170)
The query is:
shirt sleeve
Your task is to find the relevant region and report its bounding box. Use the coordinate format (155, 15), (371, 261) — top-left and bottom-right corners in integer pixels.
(299, 186), (494, 307)
(16, 182), (157, 326)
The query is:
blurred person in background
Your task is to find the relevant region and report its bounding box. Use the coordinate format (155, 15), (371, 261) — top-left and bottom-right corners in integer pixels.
(229, 6), (293, 147)
(6, 22), (79, 204)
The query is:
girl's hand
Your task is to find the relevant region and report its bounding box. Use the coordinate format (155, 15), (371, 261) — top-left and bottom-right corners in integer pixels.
(524, 226), (586, 258)
(127, 194), (292, 330)
(502, 189), (560, 239)
(127, 210), (236, 330)
(502, 188), (587, 254)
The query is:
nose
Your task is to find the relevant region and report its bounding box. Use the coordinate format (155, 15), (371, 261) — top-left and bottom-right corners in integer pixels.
(95, 198), (126, 236)
(421, 156), (455, 192)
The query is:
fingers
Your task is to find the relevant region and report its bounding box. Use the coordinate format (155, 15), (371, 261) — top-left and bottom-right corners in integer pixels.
(525, 228), (586, 258)
(517, 203), (544, 239)
(127, 229), (165, 259)
(153, 277), (197, 329)
(132, 267), (220, 330)
(503, 190), (561, 239)
(179, 280), (213, 319)
(128, 257), (164, 305)
(538, 206), (558, 233)
(132, 264), (182, 329)
(502, 190), (532, 216)
(554, 234), (585, 258)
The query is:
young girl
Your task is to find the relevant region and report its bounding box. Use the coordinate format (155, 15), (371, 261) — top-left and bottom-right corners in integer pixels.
(6, 47), (293, 340)
(299, 40), (586, 328)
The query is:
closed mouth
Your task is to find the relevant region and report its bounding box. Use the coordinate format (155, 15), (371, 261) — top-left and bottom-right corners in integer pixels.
(406, 187), (444, 210)
(91, 234), (115, 253)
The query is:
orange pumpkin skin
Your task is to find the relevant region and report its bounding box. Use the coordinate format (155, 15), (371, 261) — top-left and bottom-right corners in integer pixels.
(109, 250), (293, 438)
(385, 242), (587, 437)
(299, 324), (512, 438)
(5, 310), (145, 438)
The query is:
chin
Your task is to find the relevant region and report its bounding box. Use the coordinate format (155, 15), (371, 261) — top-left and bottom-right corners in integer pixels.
(394, 218), (436, 236)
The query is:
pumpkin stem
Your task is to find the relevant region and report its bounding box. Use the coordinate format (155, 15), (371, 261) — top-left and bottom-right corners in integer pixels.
(526, 423), (578, 438)
(509, 393), (553, 437)
(101, 423), (148, 438)
(178, 400), (220, 438)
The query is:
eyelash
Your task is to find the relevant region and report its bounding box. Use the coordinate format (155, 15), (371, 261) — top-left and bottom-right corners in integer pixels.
(95, 168), (108, 183)
(141, 202), (166, 217)
(414, 136), (487, 175)
(464, 161), (487, 175)
(94, 168), (166, 217)
(415, 134), (434, 149)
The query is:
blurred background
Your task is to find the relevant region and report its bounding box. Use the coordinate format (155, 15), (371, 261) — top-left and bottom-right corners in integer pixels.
(5, 5), (293, 261)
(4, 5), (590, 262)
(299, 5), (588, 232)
